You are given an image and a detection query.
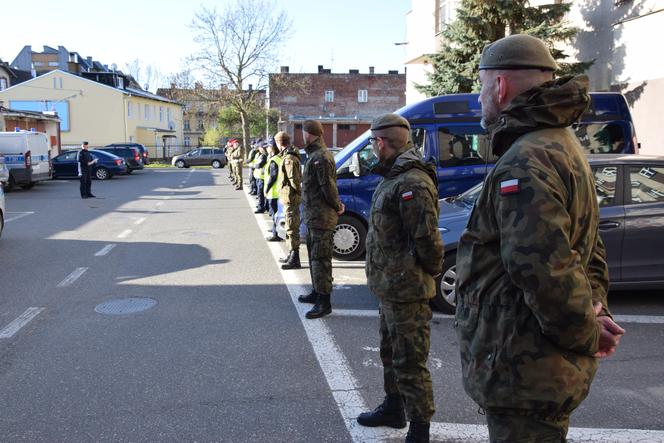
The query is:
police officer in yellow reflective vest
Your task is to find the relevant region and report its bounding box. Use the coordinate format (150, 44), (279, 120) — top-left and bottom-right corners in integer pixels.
(264, 140), (284, 241)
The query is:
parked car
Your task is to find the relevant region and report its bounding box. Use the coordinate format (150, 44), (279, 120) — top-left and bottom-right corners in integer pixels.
(0, 155), (9, 187)
(97, 146), (144, 173)
(51, 149), (127, 180)
(172, 148), (227, 168)
(0, 181), (5, 238)
(0, 131), (52, 191)
(432, 154), (664, 313)
(105, 143), (150, 165)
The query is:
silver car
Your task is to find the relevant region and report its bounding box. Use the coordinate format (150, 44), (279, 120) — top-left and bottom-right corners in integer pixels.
(172, 147), (227, 168)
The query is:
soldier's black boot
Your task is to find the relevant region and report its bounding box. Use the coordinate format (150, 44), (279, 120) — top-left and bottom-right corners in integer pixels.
(356, 394), (406, 429)
(298, 290), (318, 304)
(405, 421), (429, 443)
(305, 293), (331, 319)
(279, 250), (293, 263)
(281, 250), (301, 270)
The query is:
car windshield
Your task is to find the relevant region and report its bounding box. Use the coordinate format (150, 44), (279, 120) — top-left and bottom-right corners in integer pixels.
(448, 182), (483, 208)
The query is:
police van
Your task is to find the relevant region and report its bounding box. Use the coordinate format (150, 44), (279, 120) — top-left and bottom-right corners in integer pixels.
(0, 131), (52, 191)
(331, 92), (637, 260)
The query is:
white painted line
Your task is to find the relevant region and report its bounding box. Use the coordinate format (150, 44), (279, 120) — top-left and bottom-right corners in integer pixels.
(613, 314), (664, 324)
(0, 307), (45, 339)
(56, 267), (88, 287)
(134, 217), (147, 225)
(332, 309), (454, 320)
(5, 211), (35, 223)
(94, 244), (116, 257)
(117, 229), (132, 239)
(155, 201), (164, 207)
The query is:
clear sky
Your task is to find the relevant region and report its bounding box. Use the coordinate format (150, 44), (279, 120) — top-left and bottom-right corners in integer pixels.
(1, 0), (411, 87)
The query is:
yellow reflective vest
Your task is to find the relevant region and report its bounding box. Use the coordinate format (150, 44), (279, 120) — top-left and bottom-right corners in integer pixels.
(264, 154), (283, 200)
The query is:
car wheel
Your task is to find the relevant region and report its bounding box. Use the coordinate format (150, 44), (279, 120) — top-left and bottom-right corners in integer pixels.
(95, 167), (109, 180)
(431, 252), (457, 314)
(332, 215), (367, 261)
(212, 160), (222, 169)
(126, 167), (133, 174)
(21, 181), (35, 190)
(175, 160), (186, 168)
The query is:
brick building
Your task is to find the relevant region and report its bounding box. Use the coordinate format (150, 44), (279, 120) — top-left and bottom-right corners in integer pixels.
(269, 66), (406, 147)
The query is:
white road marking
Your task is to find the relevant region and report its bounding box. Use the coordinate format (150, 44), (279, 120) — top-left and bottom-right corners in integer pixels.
(134, 217), (147, 225)
(0, 307), (45, 339)
(117, 229), (132, 239)
(155, 201), (164, 207)
(5, 211), (35, 223)
(613, 314), (664, 324)
(243, 187), (664, 442)
(56, 267), (88, 287)
(94, 244), (116, 257)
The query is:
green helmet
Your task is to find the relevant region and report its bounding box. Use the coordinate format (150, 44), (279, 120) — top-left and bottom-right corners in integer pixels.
(479, 34), (558, 72)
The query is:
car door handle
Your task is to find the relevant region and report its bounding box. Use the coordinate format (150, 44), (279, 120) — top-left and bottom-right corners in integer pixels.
(599, 221), (621, 230)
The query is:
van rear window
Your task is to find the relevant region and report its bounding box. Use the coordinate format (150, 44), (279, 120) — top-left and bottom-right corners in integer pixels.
(438, 128), (487, 167)
(574, 122), (626, 154)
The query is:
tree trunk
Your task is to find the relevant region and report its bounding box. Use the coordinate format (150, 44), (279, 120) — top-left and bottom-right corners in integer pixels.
(239, 108), (249, 160)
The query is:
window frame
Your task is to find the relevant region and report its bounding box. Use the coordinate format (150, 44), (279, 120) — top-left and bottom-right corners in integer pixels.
(358, 89), (368, 103)
(627, 163), (664, 206)
(324, 90), (334, 102)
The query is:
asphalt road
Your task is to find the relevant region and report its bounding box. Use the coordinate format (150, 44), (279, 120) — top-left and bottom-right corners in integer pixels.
(1, 168), (663, 442)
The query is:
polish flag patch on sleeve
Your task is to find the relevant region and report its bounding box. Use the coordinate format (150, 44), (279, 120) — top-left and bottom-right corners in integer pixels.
(402, 191), (414, 201)
(500, 179), (520, 195)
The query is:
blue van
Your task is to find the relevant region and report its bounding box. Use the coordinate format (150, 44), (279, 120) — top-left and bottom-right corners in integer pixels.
(278, 92), (637, 261)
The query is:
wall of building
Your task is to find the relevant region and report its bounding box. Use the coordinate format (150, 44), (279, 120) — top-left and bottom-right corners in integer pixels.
(404, 0), (439, 104)
(2, 118), (61, 156)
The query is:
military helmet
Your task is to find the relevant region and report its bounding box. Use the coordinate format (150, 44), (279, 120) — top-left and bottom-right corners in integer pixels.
(479, 34), (558, 72)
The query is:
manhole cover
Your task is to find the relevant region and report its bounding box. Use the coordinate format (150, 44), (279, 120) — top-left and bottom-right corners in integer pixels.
(95, 297), (157, 315)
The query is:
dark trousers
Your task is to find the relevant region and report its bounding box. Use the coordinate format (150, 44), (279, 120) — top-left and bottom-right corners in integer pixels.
(249, 170), (257, 194)
(486, 411), (569, 443)
(305, 227), (334, 295)
(268, 198), (279, 237)
(256, 179), (266, 210)
(79, 170), (92, 197)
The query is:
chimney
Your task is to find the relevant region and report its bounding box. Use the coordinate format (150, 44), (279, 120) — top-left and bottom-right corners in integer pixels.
(323, 69), (331, 74)
(170, 82), (176, 89)
(349, 69), (359, 74)
(248, 84), (253, 90)
(369, 66), (375, 74)
(317, 65), (324, 73)
(194, 82), (203, 90)
(280, 66), (289, 73)
(30, 63), (36, 78)
(388, 70), (399, 75)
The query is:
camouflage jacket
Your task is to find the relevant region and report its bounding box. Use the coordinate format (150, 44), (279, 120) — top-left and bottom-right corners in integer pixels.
(366, 147), (444, 303)
(302, 139), (341, 231)
(455, 75), (610, 416)
(279, 146), (302, 204)
(230, 145), (243, 163)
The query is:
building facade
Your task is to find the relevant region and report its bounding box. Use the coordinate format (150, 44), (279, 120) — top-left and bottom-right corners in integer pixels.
(269, 66), (406, 148)
(0, 106), (61, 155)
(0, 70), (184, 157)
(11, 45), (107, 76)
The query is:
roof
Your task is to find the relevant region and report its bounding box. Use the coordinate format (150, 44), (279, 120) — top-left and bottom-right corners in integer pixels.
(588, 154), (664, 163)
(0, 106), (61, 121)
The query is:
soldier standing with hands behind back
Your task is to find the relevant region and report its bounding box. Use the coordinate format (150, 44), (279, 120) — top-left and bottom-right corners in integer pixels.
(455, 34), (625, 443)
(297, 120), (344, 319)
(275, 131), (303, 270)
(356, 114), (443, 443)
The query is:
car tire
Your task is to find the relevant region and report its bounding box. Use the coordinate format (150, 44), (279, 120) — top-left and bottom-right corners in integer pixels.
(332, 215), (367, 261)
(126, 167), (133, 174)
(431, 251), (457, 314)
(95, 167), (109, 180)
(211, 160), (222, 169)
(21, 181), (35, 190)
(175, 160), (186, 168)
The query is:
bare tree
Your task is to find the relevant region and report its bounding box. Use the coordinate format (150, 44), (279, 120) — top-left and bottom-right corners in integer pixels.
(189, 0), (291, 157)
(125, 59), (164, 92)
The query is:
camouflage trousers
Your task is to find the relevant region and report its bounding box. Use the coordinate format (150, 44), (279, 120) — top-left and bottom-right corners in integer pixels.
(380, 300), (434, 422)
(233, 162), (243, 185)
(306, 227), (334, 295)
(486, 410), (569, 443)
(228, 162), (235, 179)
(283, 200), (301, 251)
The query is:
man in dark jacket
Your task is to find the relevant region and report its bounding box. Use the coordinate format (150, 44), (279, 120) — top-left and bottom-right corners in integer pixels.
(253, 144), (268, 213)
(456, 34), (625, 442)
(78, 141), (97, 199)
(297, 120), (344, 319)
(357, 114), (443, 443)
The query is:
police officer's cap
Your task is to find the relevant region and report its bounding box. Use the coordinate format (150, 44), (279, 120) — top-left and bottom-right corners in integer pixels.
(370, 114), (410, 131)
(479, 34), (558, 72)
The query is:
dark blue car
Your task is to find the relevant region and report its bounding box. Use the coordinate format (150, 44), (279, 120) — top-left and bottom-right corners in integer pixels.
(432, 154), (664, 313)
(52, 149), (127, 180)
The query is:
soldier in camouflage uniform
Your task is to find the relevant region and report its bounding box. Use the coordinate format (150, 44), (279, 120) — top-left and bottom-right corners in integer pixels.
(358, 114), (444, 443)
(275, 131), (303, 270)
(455, 34), (626, 443)
(297, 120), (344, 319)
(230, 139), (244, 190)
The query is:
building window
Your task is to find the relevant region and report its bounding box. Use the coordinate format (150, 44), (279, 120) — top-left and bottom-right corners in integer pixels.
(144, 104), (150, 121)
(52, 77), (63, 89)
(118, 77), (124, 89)
(184, 119), (190, 130)
(167, 108), (172, 123)
(184, 136), (191, 147)
(159, 106), (164, 122)
(436, 0), (458, 33)
(33, 61), (44, 67)
(48, 61), (59, 67)
(127, 102), (133, 118)
(0, 78), (7, 91)
(325, 90), (334, 102)
(358, 89), (368, 103)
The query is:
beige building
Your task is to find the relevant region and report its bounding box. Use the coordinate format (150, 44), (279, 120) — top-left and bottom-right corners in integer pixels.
(0, 69), (184, 158)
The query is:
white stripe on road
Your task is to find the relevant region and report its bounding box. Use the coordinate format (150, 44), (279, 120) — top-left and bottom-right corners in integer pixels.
(56, 267), (88, 287)
(613, 314), (664, 324)
(117, 229), (132, 239)
(0, 307), (44, 339)
(243, 186), (664, 443)
(94, 244), (116, 257)
(134, 217), (147, 225)
(5, 211), (35, 223)
(155, 201), (164, 207)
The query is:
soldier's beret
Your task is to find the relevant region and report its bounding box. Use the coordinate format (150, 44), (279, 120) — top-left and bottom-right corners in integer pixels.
(303, 120), (324, 136)
(371, 113), (410, 131)
(479, 34), (558, 72)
